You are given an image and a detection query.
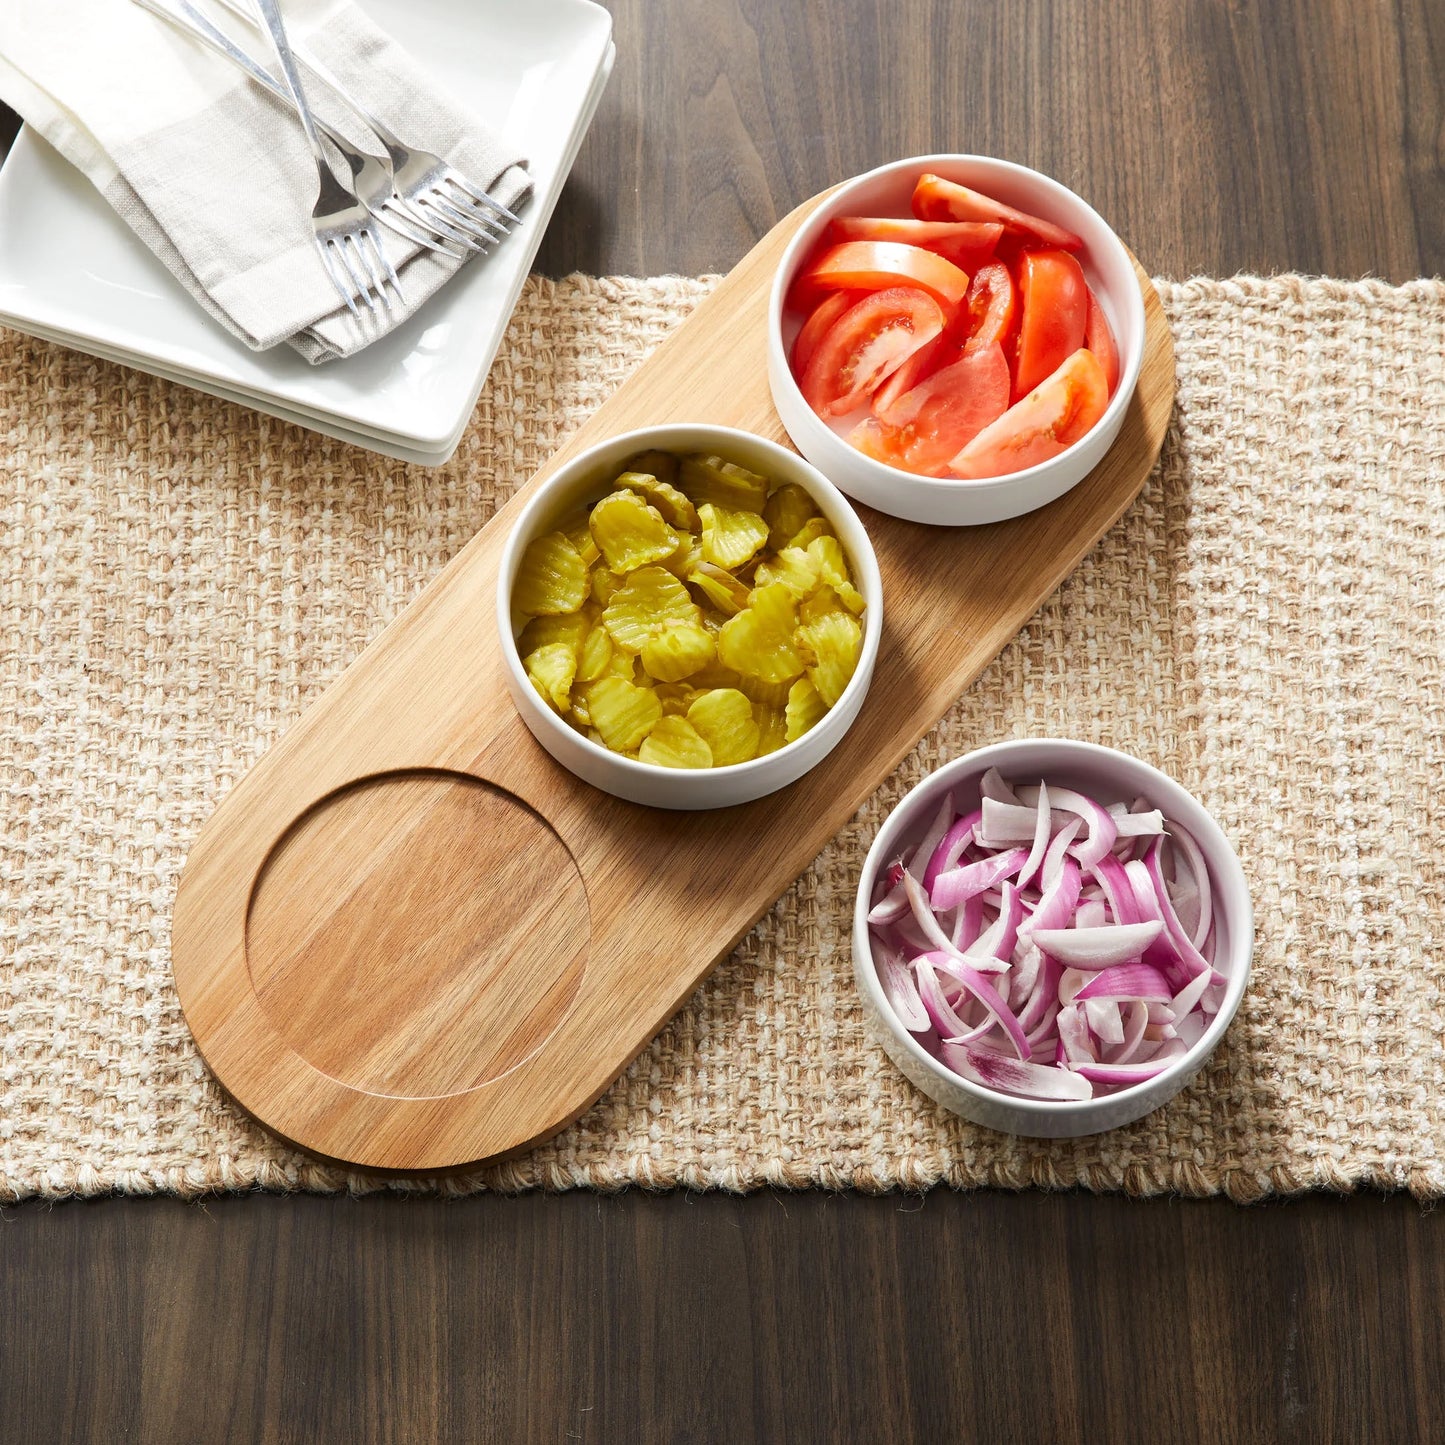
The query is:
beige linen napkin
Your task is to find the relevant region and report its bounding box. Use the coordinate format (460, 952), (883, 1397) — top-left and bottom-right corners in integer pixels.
(0, 0), (530, 362)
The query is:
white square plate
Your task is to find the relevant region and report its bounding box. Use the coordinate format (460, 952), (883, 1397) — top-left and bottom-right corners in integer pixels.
(0, 0), (614, 465)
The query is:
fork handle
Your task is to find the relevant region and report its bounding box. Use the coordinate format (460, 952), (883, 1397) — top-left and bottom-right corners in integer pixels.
(249, 0), (333, 175)
(209, 0), (405, 153)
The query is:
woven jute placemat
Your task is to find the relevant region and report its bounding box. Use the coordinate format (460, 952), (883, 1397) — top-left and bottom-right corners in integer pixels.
(3, 274), (1443, 1203)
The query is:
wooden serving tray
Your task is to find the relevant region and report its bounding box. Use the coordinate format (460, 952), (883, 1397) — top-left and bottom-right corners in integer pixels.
(172, 194), (1176, 1172)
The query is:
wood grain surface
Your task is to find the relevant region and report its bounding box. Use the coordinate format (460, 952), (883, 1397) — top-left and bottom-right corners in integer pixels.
(2, 0), (1443, 1437)
(171, 196), (1172, 1168)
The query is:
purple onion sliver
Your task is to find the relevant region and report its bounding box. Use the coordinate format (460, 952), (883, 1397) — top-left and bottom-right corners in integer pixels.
(939, 1040), (1092, 1101)
(1074, 961), (1175, 1002)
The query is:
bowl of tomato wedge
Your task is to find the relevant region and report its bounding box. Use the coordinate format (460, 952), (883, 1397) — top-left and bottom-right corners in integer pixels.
(767, 155), (1146, 526)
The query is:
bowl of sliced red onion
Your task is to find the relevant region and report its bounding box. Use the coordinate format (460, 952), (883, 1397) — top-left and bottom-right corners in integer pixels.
(853, 738), (1252, 1137)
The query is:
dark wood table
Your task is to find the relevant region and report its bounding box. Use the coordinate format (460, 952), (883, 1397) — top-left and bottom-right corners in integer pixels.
(3, 1), (1442, 1438)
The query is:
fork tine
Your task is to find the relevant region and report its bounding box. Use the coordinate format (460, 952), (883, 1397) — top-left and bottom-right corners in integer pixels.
(335, 234), (379, 315)
(315, 238), (361, 320)
(363, 226), (406, 309)
(409, 195), (494, 254)
(439, 173), (522, 226)
(377, 198), (464, 259)
(422, 191), (508, 245)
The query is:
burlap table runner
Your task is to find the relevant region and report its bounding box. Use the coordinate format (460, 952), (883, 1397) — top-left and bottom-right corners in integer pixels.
(3, 274), (1442, 1203)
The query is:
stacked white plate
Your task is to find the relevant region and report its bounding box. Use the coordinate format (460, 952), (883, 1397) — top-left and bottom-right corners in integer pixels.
(0, 0), (615, 466)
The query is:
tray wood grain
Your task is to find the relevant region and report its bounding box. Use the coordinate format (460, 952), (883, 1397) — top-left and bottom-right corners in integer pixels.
(171, 193), (1176, 1171)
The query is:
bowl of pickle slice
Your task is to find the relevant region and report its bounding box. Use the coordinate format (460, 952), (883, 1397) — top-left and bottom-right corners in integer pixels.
(498, 423), (884, 809)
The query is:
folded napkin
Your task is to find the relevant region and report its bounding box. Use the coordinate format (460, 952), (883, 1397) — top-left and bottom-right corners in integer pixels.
(0, 0), (530, 362)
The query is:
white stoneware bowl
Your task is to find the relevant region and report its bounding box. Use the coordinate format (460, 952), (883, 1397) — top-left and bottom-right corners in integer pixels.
(499, 423), (883, 809)
(768, 154), (1146, 526)
(852, 738), (1252, 1136)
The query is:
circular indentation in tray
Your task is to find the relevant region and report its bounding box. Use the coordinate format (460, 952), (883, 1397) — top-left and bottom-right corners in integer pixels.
(246, 770), (588, 1099)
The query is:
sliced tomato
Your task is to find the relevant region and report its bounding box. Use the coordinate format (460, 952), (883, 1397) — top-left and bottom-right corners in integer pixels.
(949, 348), (1108, 479)
(828, 217), (1002, 275)
(911, 173), (1084, 251)
(870, 334), (954, 415)
(961, 261), (1019, 355)
(1084, 285), (1120, 394)
(1013, 249), (1087, 399)
(851, 343), (1011, 476)
(792, 289), (860, 375)
(800, 240), (972, 309)
(799, 286), (946, 417)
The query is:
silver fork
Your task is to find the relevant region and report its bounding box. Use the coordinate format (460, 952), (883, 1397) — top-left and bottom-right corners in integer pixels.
(212, 0), (522, 255)
(250, 0), (399, 319)
(134, 0), (460, 266)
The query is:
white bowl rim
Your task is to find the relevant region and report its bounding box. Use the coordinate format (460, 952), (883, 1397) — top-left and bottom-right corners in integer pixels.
(497, 421), (884, 783)
(768, 153), (1147, 498)
(853, 737), (1254, 1117)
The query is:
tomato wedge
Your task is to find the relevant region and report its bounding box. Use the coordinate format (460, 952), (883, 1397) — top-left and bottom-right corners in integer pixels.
(801, 241), (972, 309)
(911, 173), (1084, 251)
(1013, 249), (1087, 399)
(799, 286), (946, 417)
(870, 334), (952, 415)
(851, 344), (1011, 476)
(1084, 285), (1120, 394)
(950, 348), (1108, 479)
(792, 290), (860, 375)
(828, 218), (1002, 275)
(961, 261), (1019, 355)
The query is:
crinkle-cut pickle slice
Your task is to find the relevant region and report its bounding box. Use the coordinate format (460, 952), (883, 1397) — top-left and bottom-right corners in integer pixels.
(718, 581), (804, 684)
(678, 453), (770, 512)
(785, 677), (827, 741)
(687, 687), (761, 766)
(687, 559), (751, 616)
(518, 609), (590, 662)
(616, 470), (699, 531)
(602, 565), (700, 653)
(796, 608), (862, 707)
(525, 642), (578, 712)
(641, 622), (716, 682)
(753, 545), (819, 599)
(589, 488), (679, 573)
(514, 531), (589, 616)
(583, 676), (663, 752)
(763, 482), (820, 552)
(639, 714), (714, 769)
(699, 502), (771, 571)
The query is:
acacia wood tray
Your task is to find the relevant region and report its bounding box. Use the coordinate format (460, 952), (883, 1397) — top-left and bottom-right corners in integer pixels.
(171, 194), (1176, 1172)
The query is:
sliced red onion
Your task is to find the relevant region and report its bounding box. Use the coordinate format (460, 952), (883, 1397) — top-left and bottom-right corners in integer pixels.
(1040, 818), (1082, 891)
(1057, 1004), (1094, 1063)
(951, 893), (986, 952)
(875, 937), (931, 1032)
(939, 1041), (1092, 1101)
(1106, 1000), (1150, 1063)
(1075, 898), (1107, 929)
(979, 768), (1021, 804)
(1091, 854), (1141, 927)
(1112, 809), (1165, 837)
(926, 951), (1030, 1060)
(1029, 920), (1163, 967)
(1015, 781), (1051, 890)
(904, 870), (1006, 974)
(971, 881), (1024, 966)
(866, 869), (911, 925)
(1075, 962), (1174, 1002)
(1048, 787), (1119, 868)
(907, 791), (956, 882)
(922, 809), (981, 891)
(1166, 822), (1214, 951)
(931, 847), (1027, 911)
(1141, 839), (1225, 985)
(978, 798), (1042, 846)
(1084, 997), (1125, 1046)
(913, 957), (972, 1037)
(1021, 857), (1082, 937)
(1068, 1058), (1176, 1086)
